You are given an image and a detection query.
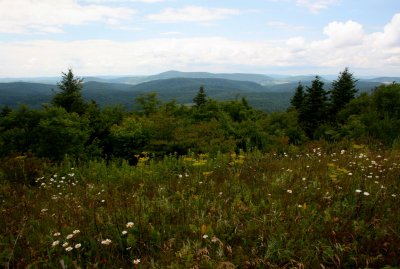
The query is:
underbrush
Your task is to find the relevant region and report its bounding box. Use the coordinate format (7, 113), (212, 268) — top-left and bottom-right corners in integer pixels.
(1, 145), (400, 268)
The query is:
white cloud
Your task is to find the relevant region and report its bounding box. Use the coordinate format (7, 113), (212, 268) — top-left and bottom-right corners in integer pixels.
(296, 0), (340, 13)
(372, 13), (400, 47)
(323, 20), (364, 47)
(0, 0), (136, 34)
(0, 14), (400, 77)
(147, 6), (241, 23)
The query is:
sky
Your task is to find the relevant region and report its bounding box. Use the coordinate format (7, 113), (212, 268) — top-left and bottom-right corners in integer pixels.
(0, 0), (399, 77)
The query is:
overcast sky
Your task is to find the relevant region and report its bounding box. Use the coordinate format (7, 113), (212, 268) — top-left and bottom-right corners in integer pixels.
(0, 0), (399, 77)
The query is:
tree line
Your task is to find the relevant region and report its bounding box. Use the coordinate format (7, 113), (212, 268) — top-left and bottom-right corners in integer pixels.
(0, 68), (399, 163)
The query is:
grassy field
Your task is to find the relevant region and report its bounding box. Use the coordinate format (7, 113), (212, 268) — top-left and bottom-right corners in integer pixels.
(1, 144), (400, 268)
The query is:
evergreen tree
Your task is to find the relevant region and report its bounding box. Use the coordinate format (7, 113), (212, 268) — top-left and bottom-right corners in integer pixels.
(193, 85), (207, 107)
(330, 67), (358, 118)
(52, 69), (87, 114)
(290, 82), (305, 110)
(299, 76), (328, 138)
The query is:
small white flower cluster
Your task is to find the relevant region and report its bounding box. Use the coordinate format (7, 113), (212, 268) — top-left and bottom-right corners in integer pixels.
(355, 189), (370, 196)
(51, 229), (82, 252)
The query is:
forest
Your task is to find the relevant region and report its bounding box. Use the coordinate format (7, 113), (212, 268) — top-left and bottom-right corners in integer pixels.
(1, 68), (400, 268)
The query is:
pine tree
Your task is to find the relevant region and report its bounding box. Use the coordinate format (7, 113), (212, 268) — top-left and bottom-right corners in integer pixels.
(299, 76), (328, 138)
(290, 82), (305, 110)
(52, 69), (87, 114)
(330, 67), (358, 118)
(193, 85), (207, 108)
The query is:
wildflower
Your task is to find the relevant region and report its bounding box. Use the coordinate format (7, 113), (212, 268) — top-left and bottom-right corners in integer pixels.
(41, 208), (48, 213)
(101, 200), (105, 203)
(363, 192), (370, 196)
(122, 230), (128, 235)
(73, 230), (80, 235)
(348, 173), (353, 176)
(126, 222), (134, 228)
(355, 189), (362, 193)
(66, 234), (74, 240)
(133, 259), (141, 265)
(53, 232), (61, 237)
(101, 239), (112, 245)
(75, 243), (81, 249)
(202, 234), (209, 239)
(65, 246), (73, 252)
(62, 242), (69, 247)
(178, 174), (183, 178)
(287, 189), (293, 194)
(392, 194), (397, 197)
(52, 240), (60, 247)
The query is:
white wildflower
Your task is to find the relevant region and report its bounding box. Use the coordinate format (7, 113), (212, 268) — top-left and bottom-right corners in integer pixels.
(66, 234), (74, 240)
(101, 239), (112, 245)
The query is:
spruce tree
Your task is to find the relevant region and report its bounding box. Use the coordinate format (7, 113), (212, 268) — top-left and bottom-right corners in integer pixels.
(290, 82), (305, 110)
(299, 76), (328, 138)
(52, 69), (87, 114)
(193, 85), (207, 108)
(330, 67), (358, 118)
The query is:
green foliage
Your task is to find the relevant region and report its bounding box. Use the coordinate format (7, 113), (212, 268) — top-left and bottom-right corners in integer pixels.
(0, 105), (42, 156)
(136, 92), (161, 116)
(33, 106), (89, 160)
(372, 82), (400, 119)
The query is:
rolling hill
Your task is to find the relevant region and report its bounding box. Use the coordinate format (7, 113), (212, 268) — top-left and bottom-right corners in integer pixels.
(0, 71), (397, 112)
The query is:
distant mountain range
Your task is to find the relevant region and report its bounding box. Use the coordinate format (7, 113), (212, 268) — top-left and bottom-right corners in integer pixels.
(0, 71), (398, 112)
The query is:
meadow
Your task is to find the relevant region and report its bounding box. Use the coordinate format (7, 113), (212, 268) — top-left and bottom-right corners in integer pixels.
(1, 143), (399, 268)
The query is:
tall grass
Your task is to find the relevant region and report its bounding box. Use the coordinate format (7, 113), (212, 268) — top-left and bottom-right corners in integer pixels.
(1, 145), (400, 268)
